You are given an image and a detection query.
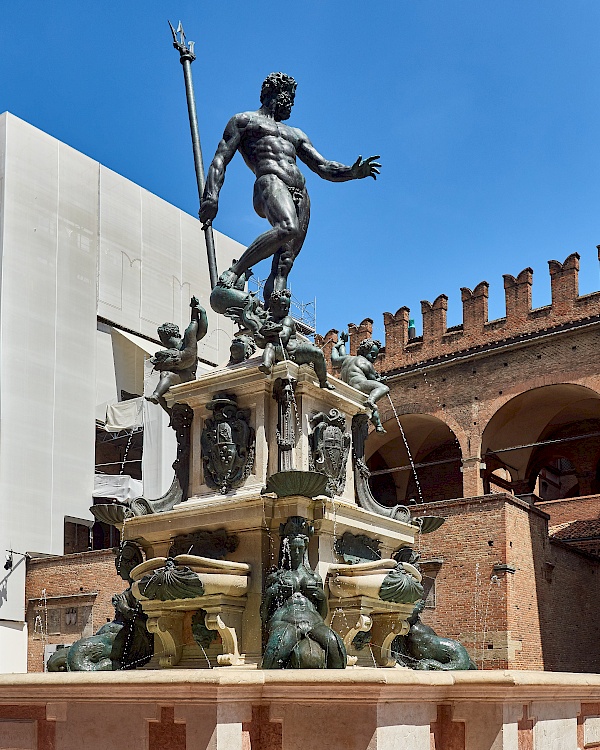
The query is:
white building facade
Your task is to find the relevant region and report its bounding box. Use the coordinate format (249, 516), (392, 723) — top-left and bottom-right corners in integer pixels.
(0, 113), (241, 671)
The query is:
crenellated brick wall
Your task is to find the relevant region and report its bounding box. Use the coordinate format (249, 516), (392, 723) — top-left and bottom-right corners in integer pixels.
(318, 251), (600, 374)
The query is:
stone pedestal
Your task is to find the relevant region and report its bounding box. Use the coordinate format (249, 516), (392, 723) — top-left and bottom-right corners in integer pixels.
(120, 358), (419, 668)
(141, 594), (247, 668)
(327, 596), (415, 667)
(167, 359), (365, 505)
(123, 493), (417, 667)
(2, 670), (599, 750)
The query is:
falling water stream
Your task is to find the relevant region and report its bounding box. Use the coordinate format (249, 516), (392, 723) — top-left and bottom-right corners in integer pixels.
(386, 394), (424, 504)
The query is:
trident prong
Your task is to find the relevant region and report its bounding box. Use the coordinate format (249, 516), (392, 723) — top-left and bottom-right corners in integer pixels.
(168, 20), (195, 61)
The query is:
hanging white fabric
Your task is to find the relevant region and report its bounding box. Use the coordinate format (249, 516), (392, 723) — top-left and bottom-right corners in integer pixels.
(92, 473), (143, 501)
(104, 397), (144, 432)
(141, 359), (177, 498)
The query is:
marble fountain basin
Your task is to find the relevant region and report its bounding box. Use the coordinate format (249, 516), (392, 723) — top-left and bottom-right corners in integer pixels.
(327, 558), (422, 600)
(130, 554), (250, 599)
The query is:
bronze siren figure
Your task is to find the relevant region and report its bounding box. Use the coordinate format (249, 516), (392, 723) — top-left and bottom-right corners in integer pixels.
(200, 72), (380, 303)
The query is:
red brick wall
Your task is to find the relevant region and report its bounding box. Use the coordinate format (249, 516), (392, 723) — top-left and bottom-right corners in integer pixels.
(25, 549), (123, 672)
(417, 495), (511, 669)
(536, 496), (600, 525)
(319, 252), (600, 504)
(526, 531), (600, 672)
(367, 323), (600, 503)
(504, 500), (546, 669)
(24, 497), (600, 673)
(417, 493), (600, 671)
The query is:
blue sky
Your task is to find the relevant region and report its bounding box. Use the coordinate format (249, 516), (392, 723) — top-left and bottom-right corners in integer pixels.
(2, 1), (600, 339)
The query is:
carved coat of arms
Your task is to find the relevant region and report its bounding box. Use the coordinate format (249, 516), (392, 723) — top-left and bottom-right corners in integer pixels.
(201, 393), (255, 494)
(308, 409), (351, 496)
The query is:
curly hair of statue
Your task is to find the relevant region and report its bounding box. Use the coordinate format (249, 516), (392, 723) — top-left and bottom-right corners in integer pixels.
(260, 72), (297, 104)
(357, 338), (382, 357)
(269, 288), (292, 305)
(157, 322), (180, 339)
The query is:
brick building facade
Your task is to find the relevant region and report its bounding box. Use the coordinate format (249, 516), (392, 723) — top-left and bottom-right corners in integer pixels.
(25, 551), (122, 673)
(24, 251), (600, 673)
(315, 250), (600, 672)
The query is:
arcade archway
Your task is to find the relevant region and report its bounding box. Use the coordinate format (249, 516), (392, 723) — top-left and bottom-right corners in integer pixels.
(365, 413), (463, 506)
(481, 384), (600, 498)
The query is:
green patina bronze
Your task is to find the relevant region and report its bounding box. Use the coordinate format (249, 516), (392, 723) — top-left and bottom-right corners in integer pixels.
(255, 289), (334, 390)
(47, 543), (153, 672)
(378, 566), (425, 604)
(393, 601), (476, 671)
(332, 332), (389, 432)
(201, 73), (379, 305)
(137, 558), (205, 601)
(201, 393), (255, 494)
(145, 296), (208, 413)
(262, 470), (330, 499)
(308, 409), (350, 496)
(261, 517), (346, 669)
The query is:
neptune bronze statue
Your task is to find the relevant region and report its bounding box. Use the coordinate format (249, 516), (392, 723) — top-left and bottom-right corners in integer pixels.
(200, 72), (380, 305)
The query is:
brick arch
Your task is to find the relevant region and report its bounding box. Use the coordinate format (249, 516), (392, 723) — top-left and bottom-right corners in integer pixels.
(365, 412), (463, 505)
(525, 418), (600, 499)
(378, 398), (470, 459)
(480, 383), (600, 493)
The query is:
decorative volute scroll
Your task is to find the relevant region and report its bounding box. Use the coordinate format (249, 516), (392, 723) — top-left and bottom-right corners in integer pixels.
(327, 558), (423, 603)
(351, 413), (412, 522)
(130, 555), (250, 601)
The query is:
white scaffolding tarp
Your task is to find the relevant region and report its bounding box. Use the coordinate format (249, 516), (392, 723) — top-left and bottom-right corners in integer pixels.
(141, 360), (177, 499)
(92, 474), (143, 501)
(103, 397), (144, 432)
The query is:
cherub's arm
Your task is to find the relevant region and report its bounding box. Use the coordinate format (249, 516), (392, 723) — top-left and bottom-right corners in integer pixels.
(331, 331), (348, 369)
(182, 296), (208, 348)
(200, 114), (246, 225)
(296, 131), (380, 183)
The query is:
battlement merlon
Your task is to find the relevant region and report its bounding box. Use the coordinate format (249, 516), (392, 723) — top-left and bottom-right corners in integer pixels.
(322, 251), (600, 374)
(347, 319), (374, 356)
